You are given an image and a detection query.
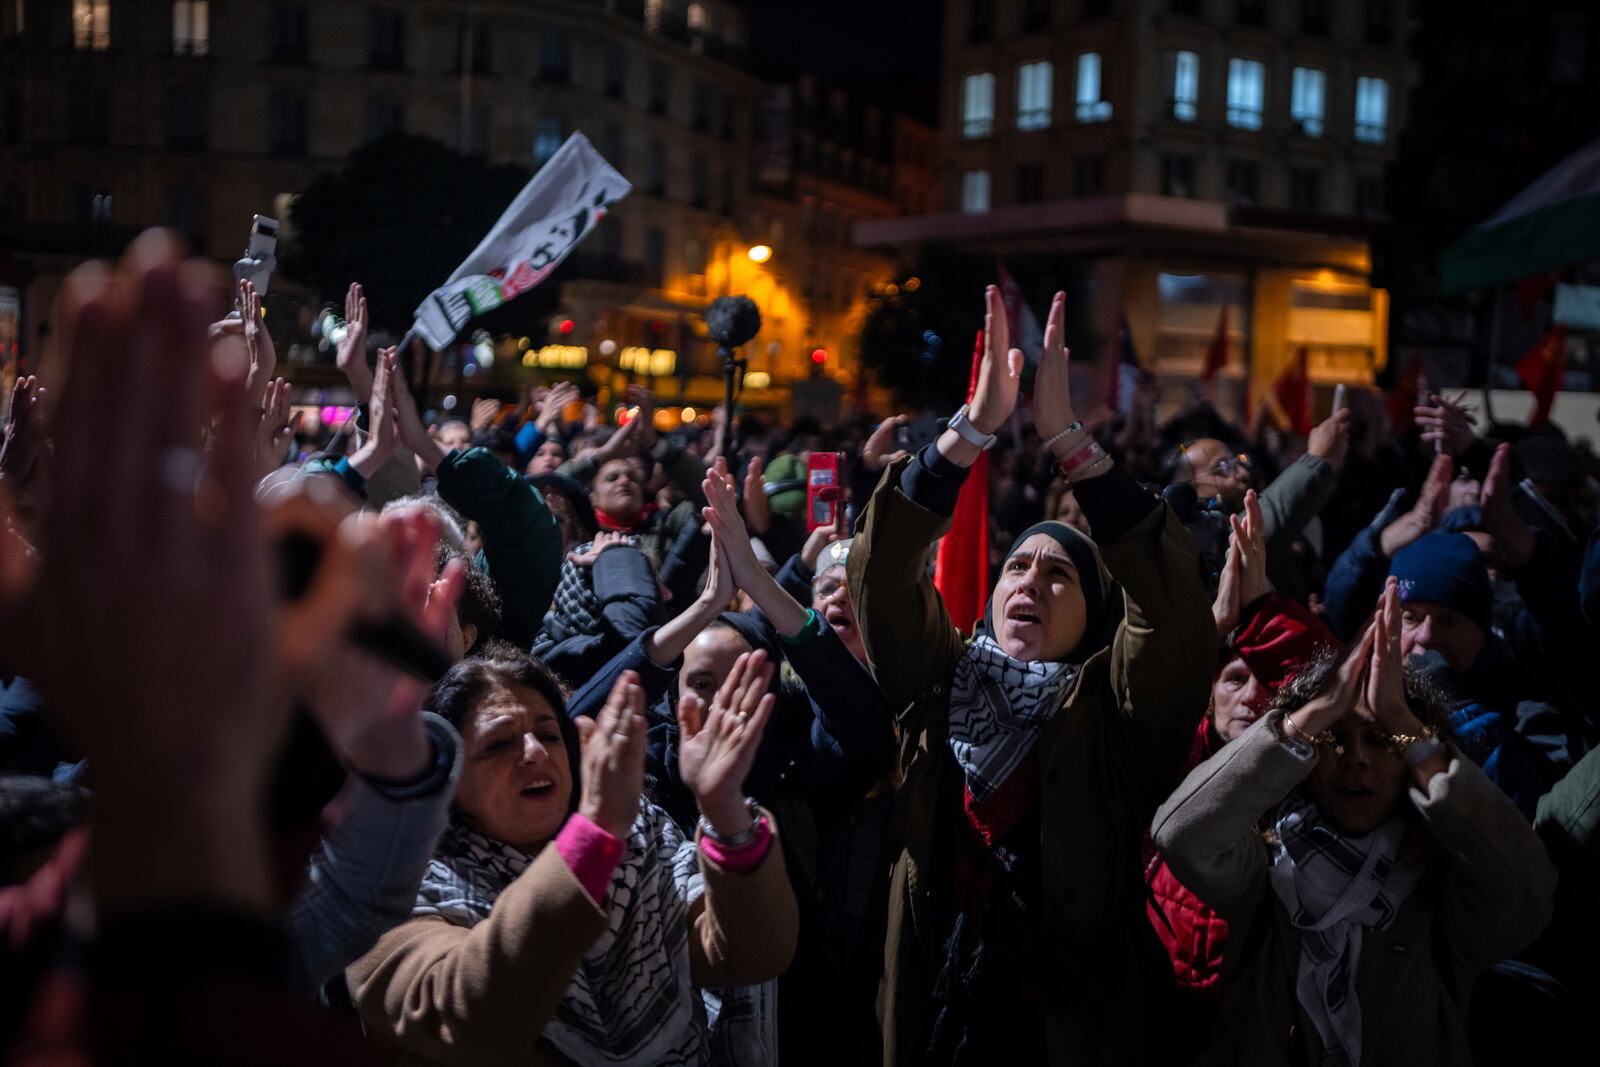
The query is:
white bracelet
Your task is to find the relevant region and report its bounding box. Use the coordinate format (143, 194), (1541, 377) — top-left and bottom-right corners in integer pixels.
(1042, 420), (1085, 456)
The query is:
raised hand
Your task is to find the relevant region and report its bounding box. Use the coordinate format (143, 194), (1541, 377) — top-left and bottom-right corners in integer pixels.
(566, 529), (631, 567)
(335, 282), (373, 400)
(1306, 407), (1351, 468)
(1212, 526), (1243, 637)
(1414, 391), (1476, 457)
(677, 649), (776, 836)
(575, 670), (647, 838)
(702, 458), (762, 582)
(800, 522), (843, 574)
(349, 347), (400, 478)
(536, 380), (580, 434)
(1235, 489), (1270, 605)
(1286, 623), (1377, 740)
(1363, 578), (1412, 730)
(238, 278), (277, 410)
(968, 285), (1023, 435)
(1033, 290), (1078, 446)
(1379, 451), (1454, 559)
(1480, 442), (1535, 568)
(741, 454), (772, 534)
(470, 397), (501, 433)
(862, 415), (910, 470)
(254, 376), (299, 480)
(0, 374), (48, 493)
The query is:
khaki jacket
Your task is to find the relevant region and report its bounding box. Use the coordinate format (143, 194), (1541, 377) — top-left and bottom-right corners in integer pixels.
(847, 458), (1214, 1066)
(1151, 713), (1557, 1066)
(347, 812), (798, 1066)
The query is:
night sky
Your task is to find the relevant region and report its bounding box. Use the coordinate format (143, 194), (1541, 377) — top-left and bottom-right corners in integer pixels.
(746, 0), (944, 124)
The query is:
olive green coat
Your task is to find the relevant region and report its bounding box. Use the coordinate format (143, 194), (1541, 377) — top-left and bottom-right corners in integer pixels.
(847, 458), (1214, 1066)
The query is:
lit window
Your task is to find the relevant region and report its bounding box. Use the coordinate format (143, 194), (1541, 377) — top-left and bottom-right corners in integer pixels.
(1355, 76), (1388, 143)
(1290, 67), (1325, 136)
(961, 170), (991, 214)
(687, 2), (706, 31)
(1226, 58), (1264, 129)
(73, 0), (109, 51)
(1075, 53), (1112, 122)
(534, 116), (563, 166)
(1167, 50), (1198, 121)
(1016, 61), (1052, 131)
(961, 72), (994, 138)
(173, 0), (208, 56)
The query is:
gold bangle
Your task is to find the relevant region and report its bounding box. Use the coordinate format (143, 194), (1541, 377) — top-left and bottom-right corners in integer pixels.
(1381, 724), (1438, 757)
(1282, 712), (1306, 742)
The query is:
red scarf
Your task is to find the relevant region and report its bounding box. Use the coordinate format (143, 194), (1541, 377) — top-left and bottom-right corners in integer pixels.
(593, 502), (659, 532)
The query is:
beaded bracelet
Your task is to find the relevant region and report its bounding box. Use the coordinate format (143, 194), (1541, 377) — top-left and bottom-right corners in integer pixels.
(1063, 449), (1112, 483)
(1041, 420), (1084, 455)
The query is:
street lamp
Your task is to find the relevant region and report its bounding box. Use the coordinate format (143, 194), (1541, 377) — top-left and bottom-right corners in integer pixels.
(747, 244), (773, 264)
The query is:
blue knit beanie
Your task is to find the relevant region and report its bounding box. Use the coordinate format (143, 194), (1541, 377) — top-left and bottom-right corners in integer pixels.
(1388, 532), (1492, 635)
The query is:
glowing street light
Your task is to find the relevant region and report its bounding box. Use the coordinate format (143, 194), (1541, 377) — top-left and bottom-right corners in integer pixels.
(747, 244), (773, 264)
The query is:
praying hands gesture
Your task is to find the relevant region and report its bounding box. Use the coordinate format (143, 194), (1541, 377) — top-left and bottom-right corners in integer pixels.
(677, 650), (776, 837)
(335, 282), (373, 400)
(1365, 578), (1450, 784)
(1379, 452), (1454, 558)
(702, 458), (809, 636)
(575, 671), (647, 839)
(349, 347), (400, 478)
(254, 376), (300, 480)
(1213, 489), (1268, 636)
(0, 374), (48, 495)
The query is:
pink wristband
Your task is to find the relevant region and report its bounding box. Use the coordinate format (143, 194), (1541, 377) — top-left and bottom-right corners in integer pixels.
(1058, 440), (1105, 476)
(698, 817), (773, 873)
(555, 813), (626, 905)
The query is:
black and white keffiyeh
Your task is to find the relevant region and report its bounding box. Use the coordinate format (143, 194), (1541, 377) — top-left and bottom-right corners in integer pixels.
(532, 553), (603, 654)
(415, 802), (774, 1066)
(948, 634), (1078, 803)
(1268, 790), (1422, 1067)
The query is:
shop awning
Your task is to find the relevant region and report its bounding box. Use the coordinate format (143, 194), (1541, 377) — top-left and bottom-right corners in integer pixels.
(1438, 135), (1600, 294)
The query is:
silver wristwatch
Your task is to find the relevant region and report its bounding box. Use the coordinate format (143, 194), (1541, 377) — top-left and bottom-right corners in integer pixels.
(948, 404), (998, 451)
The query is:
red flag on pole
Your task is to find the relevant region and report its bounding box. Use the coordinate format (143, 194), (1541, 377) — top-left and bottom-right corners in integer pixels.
(1201, 306), (1229, 382)
(1272, 347), (1312, 435)
(934, 331), (992, 635)
(1515, 323), (1567, 425)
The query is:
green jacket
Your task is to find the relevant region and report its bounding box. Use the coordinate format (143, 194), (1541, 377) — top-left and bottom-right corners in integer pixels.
(435, 447), (563, 649)
(847, 456), (1213, 1066)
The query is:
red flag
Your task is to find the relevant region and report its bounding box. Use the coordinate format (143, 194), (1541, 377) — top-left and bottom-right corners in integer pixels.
(1201, 306), (1229, 382)
(1272, 347), (1312, 435)
(935, 331), (991, 635)
(995, 261), (1043, 372)
(1515, 324), (1567, 425)
(1386, 357), (1421, 435)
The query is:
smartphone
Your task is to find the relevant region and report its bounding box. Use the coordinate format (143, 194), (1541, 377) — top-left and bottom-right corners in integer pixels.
(234, 214), (280, 300)
(806, 452), (844, 532)
(1333, 384), (1347, 411)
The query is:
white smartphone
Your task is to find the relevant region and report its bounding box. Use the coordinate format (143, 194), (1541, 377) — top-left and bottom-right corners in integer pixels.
(1333, 383), (1347, 411)
(234, 214), (280, 301)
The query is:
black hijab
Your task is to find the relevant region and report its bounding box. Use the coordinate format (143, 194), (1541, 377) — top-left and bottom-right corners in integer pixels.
(976, 521), (1117, 665)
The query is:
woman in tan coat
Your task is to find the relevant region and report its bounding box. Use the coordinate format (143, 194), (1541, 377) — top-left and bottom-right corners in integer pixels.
(1152, 580), (1556, 1066)
(347, 638), (798, 1066)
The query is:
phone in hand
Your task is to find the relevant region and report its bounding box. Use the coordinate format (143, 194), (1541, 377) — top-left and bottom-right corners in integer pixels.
(234, 214), (279, 301)
(1333, 384), (1347, 412)
(806, 452), (844, 532)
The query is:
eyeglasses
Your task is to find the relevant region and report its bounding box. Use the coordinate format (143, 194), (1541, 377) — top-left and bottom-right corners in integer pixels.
(813, 577), (848, 600)
(1210, 454), (1252, 478)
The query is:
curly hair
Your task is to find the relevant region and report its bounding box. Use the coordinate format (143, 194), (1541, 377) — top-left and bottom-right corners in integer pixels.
(435, 542), (503, 653)
(1269, 642), (1455, 744)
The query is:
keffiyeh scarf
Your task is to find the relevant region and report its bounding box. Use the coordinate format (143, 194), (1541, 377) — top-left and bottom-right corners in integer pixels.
(948, 634), (1078, 804)
(415, 803), (773, 1066)
(533, 552), (603, 654)
(1267, 790), (1422, 1067)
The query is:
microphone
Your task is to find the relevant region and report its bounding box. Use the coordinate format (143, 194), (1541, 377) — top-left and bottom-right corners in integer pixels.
(706, 295), (761, 350)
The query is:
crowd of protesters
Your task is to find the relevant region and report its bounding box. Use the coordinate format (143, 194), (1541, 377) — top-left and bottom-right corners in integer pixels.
(0, 231), (1598, 1066)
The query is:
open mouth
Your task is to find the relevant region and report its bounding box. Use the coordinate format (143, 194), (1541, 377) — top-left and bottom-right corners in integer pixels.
(1006, 607), (1043, 626)
(824, 608), (852, 631)
(520, 780), (556, 798)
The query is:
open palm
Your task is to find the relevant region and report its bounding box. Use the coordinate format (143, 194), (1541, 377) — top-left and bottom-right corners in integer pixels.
(677, 650), (775, 809)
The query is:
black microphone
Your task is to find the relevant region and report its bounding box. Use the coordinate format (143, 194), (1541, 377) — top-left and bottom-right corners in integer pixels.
(279, 531), (454, 683)
(706, 295), (761, 349)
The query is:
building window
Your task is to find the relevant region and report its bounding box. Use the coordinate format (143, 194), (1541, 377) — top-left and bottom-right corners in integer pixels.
(1075, 53), (1112, 122)
(961, 169), (990, 214)
(968, 0), (993, 44)
(1166, 50), (1198, 121)
(1364, 0), (1392, 45)
(1021, 0), (1049, 32)
(1016, 61), (1052, 131)
(1226, 159), (1260, 205)
(1290, 167), (1321, 211)
(455, 16), (490, 75)
(166, 86), (206, 149)
(603, 46), (625, 98)
(363, 96), (403, 141)
(1236, 0), (1265, 25)
(1355, 76), (1389, 143)
(687, 2), (707, 32)
(172, 1), (208, 56)
(692, 82), (712, 131)
(1074, 154), (1105, 196)
(961, 72), (994, 138)
(1301, 0), (1328, 35)
(1015, 161), (1044, 204)
(534, 116), (563, 166)
(270, 5), (309, 63)
(1290, 67), (1325, 136)
(1355, 173), (1385, 215)
(68, 84), (110, 143)
(648, 62), (670, 116)
(367, 9), (403, 69)
(690, 158), (708, 208)
(267, 91), (307, 154)
(73, 0), (109, 50)
(644, 226), (665, 285)
(539, 28), (570, 83)
(1161, 153), (1196, 198)
(647, 138), (666, 197)
(1226, 58), (1264, 129)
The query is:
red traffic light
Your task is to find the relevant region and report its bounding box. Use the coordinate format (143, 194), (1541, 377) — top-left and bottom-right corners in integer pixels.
(810, 348), (828, 365)
(559, 319), (575, 335)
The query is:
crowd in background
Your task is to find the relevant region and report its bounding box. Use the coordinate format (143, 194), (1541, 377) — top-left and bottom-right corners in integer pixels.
(1, 232), (1597, 1065)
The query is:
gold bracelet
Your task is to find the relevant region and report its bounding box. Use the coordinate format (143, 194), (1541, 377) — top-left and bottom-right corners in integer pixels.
(1282, 712), (1306, 742)
(1381, 724), (1438, 758)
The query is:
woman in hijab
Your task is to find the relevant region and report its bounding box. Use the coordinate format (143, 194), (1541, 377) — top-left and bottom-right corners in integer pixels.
(1152, 580), (1555, 1066)
(849, 288), (1214, 1065)
(347, 653), (798, 1066)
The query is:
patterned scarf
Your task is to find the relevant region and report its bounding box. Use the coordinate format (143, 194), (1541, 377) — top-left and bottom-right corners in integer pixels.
(532, 552), (603, 655)
(414, 803), (774, 1066)
(948, 634), (1078, 804)
(1267, 790), (1422, 1067)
